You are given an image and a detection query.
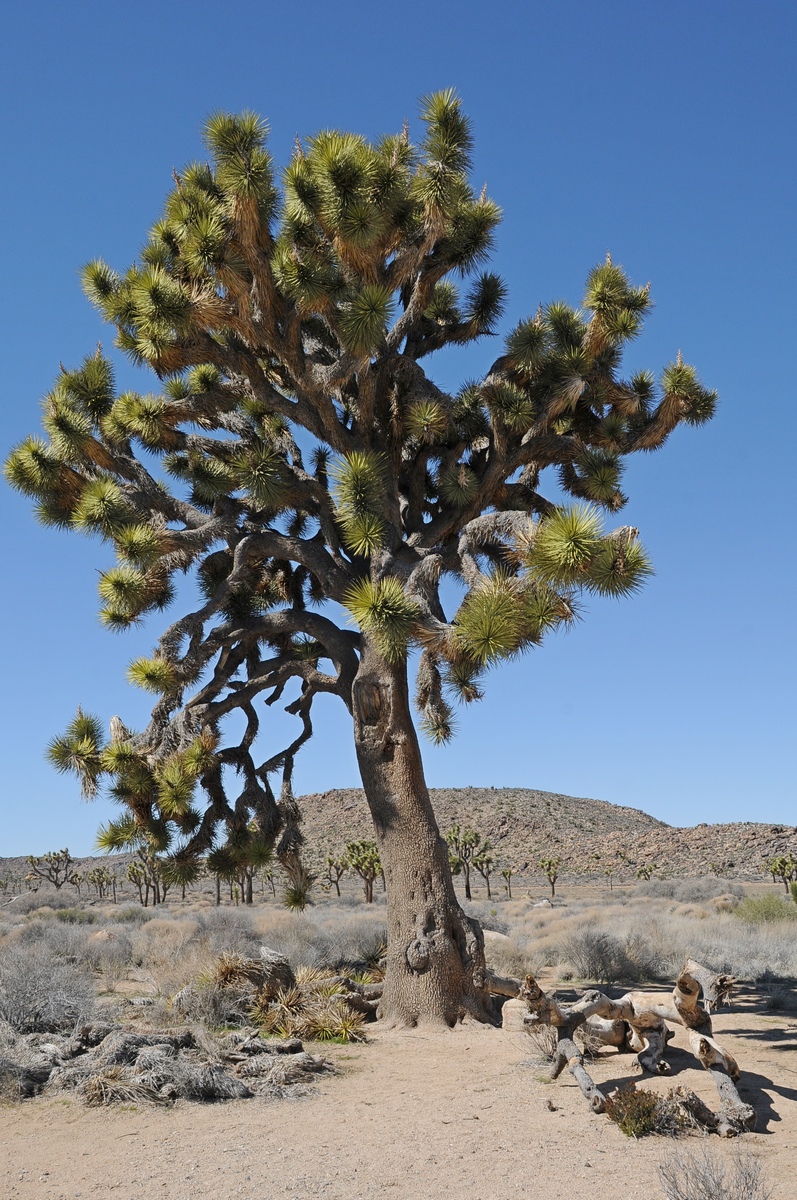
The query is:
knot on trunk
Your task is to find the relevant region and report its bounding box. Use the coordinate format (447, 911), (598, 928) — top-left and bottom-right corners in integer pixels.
(405, 937), (432, 973)
(354, 679), (386, 727)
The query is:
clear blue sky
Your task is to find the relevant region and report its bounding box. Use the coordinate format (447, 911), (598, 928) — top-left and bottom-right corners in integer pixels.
(2, 0), (795, 855)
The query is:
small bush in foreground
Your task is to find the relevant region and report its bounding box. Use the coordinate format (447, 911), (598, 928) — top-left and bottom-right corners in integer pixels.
(0, 945), (94, 1032)
(604, 1084), (682, 1138)
(659, 1145), (771, 1200)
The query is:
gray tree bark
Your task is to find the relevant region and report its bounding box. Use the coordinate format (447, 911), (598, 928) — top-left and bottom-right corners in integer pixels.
(351, 637), (492, 1027)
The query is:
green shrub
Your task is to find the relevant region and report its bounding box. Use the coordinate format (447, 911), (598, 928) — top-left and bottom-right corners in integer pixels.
(734, 893), (797, 925)
(55, 907), (97, 924)
(604, 1084), (682, 1138)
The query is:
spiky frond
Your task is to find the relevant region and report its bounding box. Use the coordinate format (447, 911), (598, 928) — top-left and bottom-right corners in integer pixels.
(531, 505), (604, 586)
(127, 656), (178, 695)
(339, 286), (395, 354)
(331, 451), (386, 555)
(343, 576), (419, 662)
(587, 538), (653, 597)
(453, 575), (526, 665)
(95, 816), (141, 852)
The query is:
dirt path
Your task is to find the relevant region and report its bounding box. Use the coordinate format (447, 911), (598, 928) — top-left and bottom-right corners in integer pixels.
(2, 1011), (795, 1200)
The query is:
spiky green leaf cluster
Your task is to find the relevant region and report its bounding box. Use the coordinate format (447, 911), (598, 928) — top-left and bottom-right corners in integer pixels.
(529, 505), (653, 596)
(343, 576), (419, 663)
(331, 451), (386, 556)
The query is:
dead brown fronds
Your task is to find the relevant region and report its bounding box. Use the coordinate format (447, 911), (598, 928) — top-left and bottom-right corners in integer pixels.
(80, 1066), (169, 1107)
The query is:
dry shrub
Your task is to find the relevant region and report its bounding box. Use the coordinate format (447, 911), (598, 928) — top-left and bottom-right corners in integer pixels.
(659, 1145), (771, 1200)
(604, 1084), (683, 1138)
(250, 906), (387, 972)
(637, 878), (743, 904)
(562, 926), (657, 985)
(524, 1019), (603, 1063)
(735, 893), (797, 925)
(755, 968), (794, 1011)
(0, 945), (94, 1033)
(524, 1022), (558, 1061)
(132, 918), (203, 994)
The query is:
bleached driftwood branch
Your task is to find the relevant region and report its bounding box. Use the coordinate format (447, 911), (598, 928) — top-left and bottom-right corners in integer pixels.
(517, 960), (755, 1137)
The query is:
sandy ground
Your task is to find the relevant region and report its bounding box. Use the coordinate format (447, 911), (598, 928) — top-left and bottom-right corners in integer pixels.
(2, 1005), (796, 1200)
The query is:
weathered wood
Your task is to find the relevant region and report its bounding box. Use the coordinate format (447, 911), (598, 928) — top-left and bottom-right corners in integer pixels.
(583, 1016), (628, 1049)
(518, 962), (755, 1135)
(554, 1035), (606, 1113)
(678, 959), (736, 1012)
(484, 971), (520, 998)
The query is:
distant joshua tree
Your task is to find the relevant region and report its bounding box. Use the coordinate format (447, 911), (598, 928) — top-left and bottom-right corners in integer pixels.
(473, 849), (495, 899)
(539, 855), (561, 898)
(445, 824), (491, 901)
(500, 866), (515, 899)
(324, 855), (349, 897)
(346, 840), (382, 904)
(765, 854), (797, 892)
(26, 848), (78, 891)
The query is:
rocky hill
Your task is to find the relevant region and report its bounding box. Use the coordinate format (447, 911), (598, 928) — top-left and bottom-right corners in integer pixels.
(295, 787), (795, 882)
(2, 787), (794, 887)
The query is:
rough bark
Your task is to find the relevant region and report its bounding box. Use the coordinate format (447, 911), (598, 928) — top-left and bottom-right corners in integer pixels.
(352, 637), (492, 1027)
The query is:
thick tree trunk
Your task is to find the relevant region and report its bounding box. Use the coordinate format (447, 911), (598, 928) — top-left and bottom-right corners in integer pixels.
(352, 638), (492, 1027)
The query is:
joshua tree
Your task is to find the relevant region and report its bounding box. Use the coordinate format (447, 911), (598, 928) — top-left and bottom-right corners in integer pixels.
(445, 823), (490, 901)
(500, 866), (515, 899)
(324, 854), (349, 897)
(539, 855), (561, 898)
(207, 821), (273, 904)
(6, 93), (716, 1025)
(126, 846), (172, 906)
(26, 848), (78, 891)
(765, 854), (797, 892)
(85, 865), (118, 899)
(636, 862), (657, 882)
(473, 848), (494, 899)
(345, 839), (382, 904)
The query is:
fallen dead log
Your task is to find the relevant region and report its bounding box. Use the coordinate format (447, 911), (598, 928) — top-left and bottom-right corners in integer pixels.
(518, 961), (755, 1136)
(485, 971), (521, 998)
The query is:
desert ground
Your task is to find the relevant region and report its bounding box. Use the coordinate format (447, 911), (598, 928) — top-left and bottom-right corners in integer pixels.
(2, 873), (796, 1199)
(2, 1003), (796, 1200)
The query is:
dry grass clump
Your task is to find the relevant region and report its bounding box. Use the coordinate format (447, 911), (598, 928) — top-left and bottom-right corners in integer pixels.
(523, 1019), (602, 1063)
(81, 1066), (168, 1107)
(659, 1145), (771, 1200)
